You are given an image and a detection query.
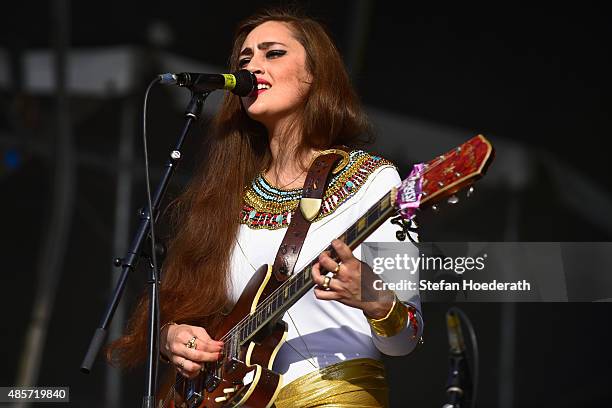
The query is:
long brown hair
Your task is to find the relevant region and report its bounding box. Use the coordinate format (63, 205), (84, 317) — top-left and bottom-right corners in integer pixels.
(108, 7), (372, 367)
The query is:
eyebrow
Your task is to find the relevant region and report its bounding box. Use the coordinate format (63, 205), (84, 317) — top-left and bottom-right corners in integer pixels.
(239, 42), (287, 57)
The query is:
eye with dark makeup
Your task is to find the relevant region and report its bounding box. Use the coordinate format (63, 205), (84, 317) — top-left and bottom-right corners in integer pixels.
(266, 49), (286, 59)
(238, 49), (286, 68)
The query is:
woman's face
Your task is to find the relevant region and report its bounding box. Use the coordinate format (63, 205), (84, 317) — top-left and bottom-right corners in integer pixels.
(238, 21), (312, 128)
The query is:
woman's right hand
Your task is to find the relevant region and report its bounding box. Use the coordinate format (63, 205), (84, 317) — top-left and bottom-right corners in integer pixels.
(160, 324), (224, 378)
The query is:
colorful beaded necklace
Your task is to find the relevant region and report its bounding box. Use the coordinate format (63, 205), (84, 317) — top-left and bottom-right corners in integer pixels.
(241, 150), (394, 230)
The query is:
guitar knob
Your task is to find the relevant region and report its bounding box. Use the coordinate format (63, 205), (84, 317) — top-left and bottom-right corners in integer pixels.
(447, 195), (459, 205)
(467, 186), (475, 198)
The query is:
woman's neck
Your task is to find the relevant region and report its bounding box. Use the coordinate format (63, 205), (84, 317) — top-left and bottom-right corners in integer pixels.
(265, 119), (316, 189)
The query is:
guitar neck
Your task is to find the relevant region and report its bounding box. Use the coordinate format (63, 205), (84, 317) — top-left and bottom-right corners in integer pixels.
(232, 189), (397, 345)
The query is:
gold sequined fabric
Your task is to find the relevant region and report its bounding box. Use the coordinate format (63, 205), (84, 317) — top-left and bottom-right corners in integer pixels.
(272, 358), (389, 408)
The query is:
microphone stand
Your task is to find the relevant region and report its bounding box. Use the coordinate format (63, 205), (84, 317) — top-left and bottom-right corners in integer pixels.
(442, 307), (475, 408)
(443, 351), (472, 408)
(81, 90), (209, 408)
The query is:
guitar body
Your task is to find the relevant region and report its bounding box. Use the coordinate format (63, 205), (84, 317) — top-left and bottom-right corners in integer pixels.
(164, 264), (288, 408)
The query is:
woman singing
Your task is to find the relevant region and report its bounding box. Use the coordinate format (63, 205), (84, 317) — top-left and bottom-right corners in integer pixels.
(109, 8), (423, 408)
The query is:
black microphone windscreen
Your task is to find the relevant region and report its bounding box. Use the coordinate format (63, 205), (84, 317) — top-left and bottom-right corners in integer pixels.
(233, 70), (256, 96)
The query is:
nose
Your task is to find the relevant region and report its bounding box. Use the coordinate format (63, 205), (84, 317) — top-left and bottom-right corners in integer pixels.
(244, 54), (264, 75)
(247, 65), (263, 75)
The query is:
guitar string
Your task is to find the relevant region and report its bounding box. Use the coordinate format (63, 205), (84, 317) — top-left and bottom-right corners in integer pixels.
(285, 311), (319, 369)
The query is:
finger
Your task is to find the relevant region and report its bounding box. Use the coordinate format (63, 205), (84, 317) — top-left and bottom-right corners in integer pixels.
(313, 287), (342, 300)
(177, 347), (222, 364)
(172, 356), (202, 377)
(177, 364), (201, 379)
(185, 346), (224, 363)
(313, 272), (342, 294)
(175, 327), (224, 351)
(170, 340), (223, 360)
(311, 262), (325, 283)
(192, 326), (224, 348)
(193, 349), (224, 363)
(311, 262), (337, 288)
(332, 239), (354, 262)
(187, 334), (224, 352)
(318, 253), (339, 274)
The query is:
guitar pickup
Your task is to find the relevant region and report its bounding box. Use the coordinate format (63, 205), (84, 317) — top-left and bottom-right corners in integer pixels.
(204, 374), (221, 393)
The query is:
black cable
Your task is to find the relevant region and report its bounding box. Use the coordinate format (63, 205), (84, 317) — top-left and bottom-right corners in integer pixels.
(142, 76), (162, 392)
(448, 306), (479, 408)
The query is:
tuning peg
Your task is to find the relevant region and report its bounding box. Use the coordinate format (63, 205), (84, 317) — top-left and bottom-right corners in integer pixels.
(431, 204), (439, 212)
(223, 388), (236, 394)
(466, 186), (475, 198)
(447, 195), (459, 205)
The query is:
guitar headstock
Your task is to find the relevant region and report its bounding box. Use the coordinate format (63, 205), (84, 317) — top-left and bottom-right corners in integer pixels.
(394, 134), (494, 219)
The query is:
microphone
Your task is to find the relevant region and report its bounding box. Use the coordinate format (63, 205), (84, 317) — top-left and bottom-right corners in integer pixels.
(158, 69), (256, 97)
(442, 308), (472, 408)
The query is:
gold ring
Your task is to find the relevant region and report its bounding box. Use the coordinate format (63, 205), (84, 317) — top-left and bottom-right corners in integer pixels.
(333, 263), (341, 274)
(185, 336), (197, 349)
(178, 360), (184, 370)
(322, 275), (332, 290)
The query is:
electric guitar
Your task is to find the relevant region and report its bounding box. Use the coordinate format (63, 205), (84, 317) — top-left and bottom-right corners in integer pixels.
(159, 134), (494, 408)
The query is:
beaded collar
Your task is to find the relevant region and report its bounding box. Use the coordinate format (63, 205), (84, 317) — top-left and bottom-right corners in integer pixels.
(240, 150), (394, 230)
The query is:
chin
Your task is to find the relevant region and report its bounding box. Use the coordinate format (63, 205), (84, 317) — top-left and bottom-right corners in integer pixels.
(245, 108), (268, 123)
(246, 102), (278, 122)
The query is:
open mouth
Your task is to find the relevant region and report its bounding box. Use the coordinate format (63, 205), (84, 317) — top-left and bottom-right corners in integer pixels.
(250, 82), (271, 97)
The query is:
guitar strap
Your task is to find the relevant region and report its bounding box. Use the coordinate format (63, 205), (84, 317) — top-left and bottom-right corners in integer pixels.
(271, 147), (349, 281)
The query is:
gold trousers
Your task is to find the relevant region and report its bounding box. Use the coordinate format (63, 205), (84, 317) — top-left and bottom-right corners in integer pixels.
(273, 358), (389, 408)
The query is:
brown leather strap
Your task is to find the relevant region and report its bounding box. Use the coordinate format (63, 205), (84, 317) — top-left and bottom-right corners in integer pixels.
(272, 149), (347, 281)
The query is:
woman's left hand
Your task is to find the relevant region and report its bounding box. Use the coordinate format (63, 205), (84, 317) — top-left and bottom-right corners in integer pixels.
(312, 239), (395, 319)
